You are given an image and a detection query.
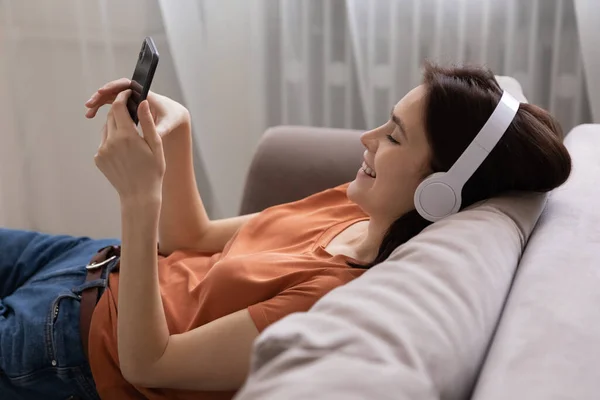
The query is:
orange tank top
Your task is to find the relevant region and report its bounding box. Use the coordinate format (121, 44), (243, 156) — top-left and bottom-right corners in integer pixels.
(88, 183), (368, 399)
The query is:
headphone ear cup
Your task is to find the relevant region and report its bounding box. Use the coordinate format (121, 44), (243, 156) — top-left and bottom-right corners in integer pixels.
(412, 92), (518, 222)
(414, 172), (461, 222)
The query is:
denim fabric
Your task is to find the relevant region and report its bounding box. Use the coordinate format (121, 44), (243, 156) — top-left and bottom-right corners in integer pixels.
(0, 228), (120, 400)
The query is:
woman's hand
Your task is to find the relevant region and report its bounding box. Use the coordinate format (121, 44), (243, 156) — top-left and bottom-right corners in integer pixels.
(85, 78), (190, 138)
(94, 90), (166, 206)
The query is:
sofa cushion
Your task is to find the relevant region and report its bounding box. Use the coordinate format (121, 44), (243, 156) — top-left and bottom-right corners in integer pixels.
(472, 124), (600, 400)
(235, 192), (546, 400)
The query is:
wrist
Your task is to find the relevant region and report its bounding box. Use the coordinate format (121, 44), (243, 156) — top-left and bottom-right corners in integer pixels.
(162, 123), (192, 163)
(120, 195), (162, 214)
(164, 116), (191, 142)
(162, 124), (191, 160)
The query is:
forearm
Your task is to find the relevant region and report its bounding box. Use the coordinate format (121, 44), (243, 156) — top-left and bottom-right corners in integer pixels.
(159, 121), (210, 254)
(118, 200), (170, 379)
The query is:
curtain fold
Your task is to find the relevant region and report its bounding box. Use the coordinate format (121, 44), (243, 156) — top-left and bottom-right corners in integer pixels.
(157, 0), (266, 218)
(345, 0), (592, 130)
(255, 0), (591, 132)
(574, 0), (600, 122)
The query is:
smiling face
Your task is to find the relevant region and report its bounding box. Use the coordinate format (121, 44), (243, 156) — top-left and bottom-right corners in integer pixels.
(347, 85), (432, 221)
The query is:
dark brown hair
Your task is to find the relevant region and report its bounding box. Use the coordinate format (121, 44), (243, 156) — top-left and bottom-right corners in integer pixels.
(349, 63), (572, 269)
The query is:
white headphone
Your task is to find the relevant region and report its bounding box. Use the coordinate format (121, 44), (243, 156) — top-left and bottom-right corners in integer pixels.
(414, 90), (520, 222)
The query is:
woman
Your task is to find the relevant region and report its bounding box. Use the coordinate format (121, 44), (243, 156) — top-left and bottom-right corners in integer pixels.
(0, 64), (571, 400)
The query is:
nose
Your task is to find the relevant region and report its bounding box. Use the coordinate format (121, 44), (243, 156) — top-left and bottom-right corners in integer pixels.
(360, 128), (377, 152)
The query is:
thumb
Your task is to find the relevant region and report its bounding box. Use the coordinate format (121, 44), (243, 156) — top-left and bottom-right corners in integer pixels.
(138, 100), (162, 153)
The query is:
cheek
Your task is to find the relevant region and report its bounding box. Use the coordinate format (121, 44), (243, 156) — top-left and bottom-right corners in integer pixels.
(373, 159), (426, 205)
(377, 158), (420, 189)
(382, 149), (429, 186)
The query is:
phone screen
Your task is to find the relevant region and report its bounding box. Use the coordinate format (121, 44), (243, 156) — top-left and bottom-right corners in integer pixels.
(127, 37), (159, 124)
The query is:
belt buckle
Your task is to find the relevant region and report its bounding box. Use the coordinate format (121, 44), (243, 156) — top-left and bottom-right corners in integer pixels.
(86, 255), (117, 270)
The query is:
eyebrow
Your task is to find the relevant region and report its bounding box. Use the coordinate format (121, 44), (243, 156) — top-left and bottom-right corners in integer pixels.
(390, 107), (408, 142)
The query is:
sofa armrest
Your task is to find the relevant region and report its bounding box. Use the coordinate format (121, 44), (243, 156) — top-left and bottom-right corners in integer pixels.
(239, 126), (363, 214)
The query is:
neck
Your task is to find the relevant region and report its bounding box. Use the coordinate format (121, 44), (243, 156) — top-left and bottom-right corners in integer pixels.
(348, 217), (391, 264)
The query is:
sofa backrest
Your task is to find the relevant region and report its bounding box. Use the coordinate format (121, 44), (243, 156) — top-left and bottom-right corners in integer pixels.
(239, 126), (363, 214)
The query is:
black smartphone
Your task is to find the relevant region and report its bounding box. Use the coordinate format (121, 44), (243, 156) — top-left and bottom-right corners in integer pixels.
(127, 37), (159, 124)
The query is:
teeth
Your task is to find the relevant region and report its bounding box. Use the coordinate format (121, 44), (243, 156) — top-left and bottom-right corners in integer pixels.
(361, 161), (376, 178)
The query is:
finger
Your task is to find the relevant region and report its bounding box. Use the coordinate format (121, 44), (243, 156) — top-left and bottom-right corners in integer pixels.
(85, 106), (99, 119)
(85, 105), (103, 119)
(85, 94), (118, 119)
(138, 100), (162, 153)
(85, 91), (101, 107)
(98, 78), (131, 95)
(86, 78), (130, 107)
(111, 89), (134, 128)
(86, 88), (125, 110)
(85, 92), (115, 109)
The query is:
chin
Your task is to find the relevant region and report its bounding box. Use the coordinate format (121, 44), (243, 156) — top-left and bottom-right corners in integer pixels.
(347, 179), (365, 208)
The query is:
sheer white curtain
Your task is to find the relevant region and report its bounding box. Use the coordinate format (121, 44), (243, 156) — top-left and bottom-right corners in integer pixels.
(0, 0), (185, 236)
(258, 0), (592, 132)
(260, 0), (365, 129)
(574, 0), (600, 122)
(346, 0), (593, 130)
(225, 0), (593, 135)
(157, 0), (265, 219)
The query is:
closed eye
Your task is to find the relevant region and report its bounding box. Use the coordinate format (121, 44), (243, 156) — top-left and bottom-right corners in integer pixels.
(386, 134), (400, 144)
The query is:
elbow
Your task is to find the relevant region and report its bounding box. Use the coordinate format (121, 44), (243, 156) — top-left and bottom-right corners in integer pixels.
(120, 362), (145, 387)
(119, 341), (171, 388)
(121, 363), (162, 388)
(119, 347), (164, 388)
(118, 339), (171, 388)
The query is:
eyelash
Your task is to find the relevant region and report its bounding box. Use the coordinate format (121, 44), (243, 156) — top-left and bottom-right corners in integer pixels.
(386, 134), (400, 144)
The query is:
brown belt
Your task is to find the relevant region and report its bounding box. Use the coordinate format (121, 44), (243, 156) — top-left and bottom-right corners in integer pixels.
(79, 245), (121, 360)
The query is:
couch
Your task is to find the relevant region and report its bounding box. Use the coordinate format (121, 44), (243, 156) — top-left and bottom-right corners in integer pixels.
(234, 79), (600, 399)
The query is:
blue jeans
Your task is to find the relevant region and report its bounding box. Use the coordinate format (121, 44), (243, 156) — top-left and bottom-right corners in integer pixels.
(0, 228), (120, 400)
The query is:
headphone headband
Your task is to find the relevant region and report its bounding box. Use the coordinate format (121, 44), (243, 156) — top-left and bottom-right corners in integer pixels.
(414, 90), (520, 222)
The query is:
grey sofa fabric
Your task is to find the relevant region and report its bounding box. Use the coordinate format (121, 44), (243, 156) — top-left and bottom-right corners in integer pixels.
(472, 124), (600, 400)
